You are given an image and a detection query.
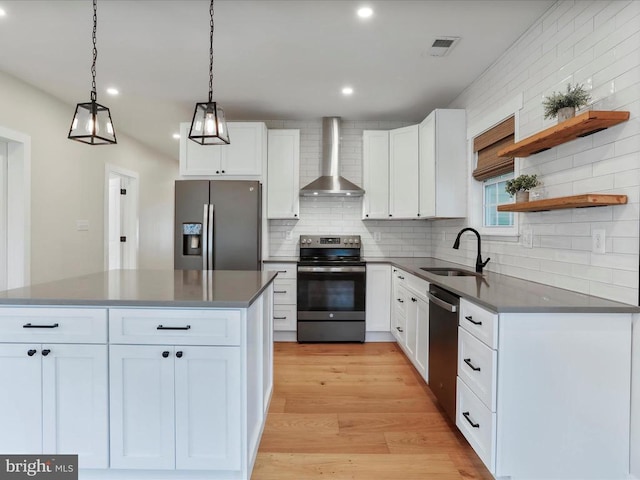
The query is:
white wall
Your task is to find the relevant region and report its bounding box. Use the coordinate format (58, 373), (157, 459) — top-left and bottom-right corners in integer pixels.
(266, 119), (433, 258)
(432, 0), (640, 305)
(633, 315), (640, 478)
(0, 70), (177, 284)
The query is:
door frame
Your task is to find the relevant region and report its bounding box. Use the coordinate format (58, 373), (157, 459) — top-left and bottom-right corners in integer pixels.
(104, 164), (139, 270)
(0, 126), (31, 289)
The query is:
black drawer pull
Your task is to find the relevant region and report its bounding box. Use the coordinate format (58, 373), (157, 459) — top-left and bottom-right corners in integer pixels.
(27, 349), (37, 357)
(464, 358), (481, 372)
(277, 270), (287, 273)
(41, 349), (51, 356)
(462, 411), (480, 428)
(411, 297), (417, 302)
(397, 298), (404, 303)
(465, 315), (482, 326)
(162, 351), (170, 358)
(274, 290), (287, 294)
(157, 325), (191, 330)
(23, 323), (59, 329)
(396, 327), (403, 333)
(398, 275), (405, 280)
(274, 316), (287, 320)
(176, 351), (183, 358)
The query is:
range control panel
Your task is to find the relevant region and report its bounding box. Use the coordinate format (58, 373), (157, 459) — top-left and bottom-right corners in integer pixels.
(299, 235), (361, 247)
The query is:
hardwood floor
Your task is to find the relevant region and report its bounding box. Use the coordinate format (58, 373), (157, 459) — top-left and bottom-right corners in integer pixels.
(252, 342), (494, 480)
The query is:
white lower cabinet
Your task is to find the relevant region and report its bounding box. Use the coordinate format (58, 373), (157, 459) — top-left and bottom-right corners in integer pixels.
(265, 262), (297, 332)
(392, 268), (429, 381)
(457, 298), (633, 479)
(0, 308), (108, 469)
(365, 264), (391, 333)
(109, 344), (241, 470)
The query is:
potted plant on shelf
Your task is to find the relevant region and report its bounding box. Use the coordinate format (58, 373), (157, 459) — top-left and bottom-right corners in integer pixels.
(542, 83), (591, 122)
(505, 174), (541, 203)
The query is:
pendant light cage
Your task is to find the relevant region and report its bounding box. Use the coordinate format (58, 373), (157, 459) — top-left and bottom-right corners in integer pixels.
(68, 0), (116, 145)
(188, 0), (229, 145)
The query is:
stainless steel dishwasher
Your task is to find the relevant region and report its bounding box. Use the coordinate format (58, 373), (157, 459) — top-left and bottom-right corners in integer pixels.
(427, 284), (460, 423)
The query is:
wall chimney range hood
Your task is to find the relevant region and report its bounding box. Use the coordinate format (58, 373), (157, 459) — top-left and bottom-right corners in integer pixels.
(300, 117), (365, 197)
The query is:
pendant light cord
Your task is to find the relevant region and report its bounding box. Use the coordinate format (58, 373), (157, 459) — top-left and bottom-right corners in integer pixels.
(91, 0), (98, 102)
(208, 0), (214, 103)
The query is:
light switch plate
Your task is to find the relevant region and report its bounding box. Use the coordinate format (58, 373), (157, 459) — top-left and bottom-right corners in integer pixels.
(521, 229), (533, 248)
(592, 229), (606, 254)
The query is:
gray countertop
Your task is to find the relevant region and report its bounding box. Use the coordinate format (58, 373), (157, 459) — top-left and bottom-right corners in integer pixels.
(0, 269), (277, 308)
(367, 257), (640, 314)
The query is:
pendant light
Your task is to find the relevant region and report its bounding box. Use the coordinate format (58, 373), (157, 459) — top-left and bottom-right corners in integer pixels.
(188, 0), (229, 145)
(68, 0), (116, 145)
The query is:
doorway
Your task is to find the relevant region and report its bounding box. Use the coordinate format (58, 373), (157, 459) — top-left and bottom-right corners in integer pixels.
(105, 165), (139, 270)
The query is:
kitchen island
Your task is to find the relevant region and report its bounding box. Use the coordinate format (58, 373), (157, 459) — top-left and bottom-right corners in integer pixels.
(0, 269), (276, 480)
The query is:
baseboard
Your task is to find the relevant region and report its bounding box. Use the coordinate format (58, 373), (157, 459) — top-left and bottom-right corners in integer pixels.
(365, 331), (395, 342)
(274, 331), (297, 342)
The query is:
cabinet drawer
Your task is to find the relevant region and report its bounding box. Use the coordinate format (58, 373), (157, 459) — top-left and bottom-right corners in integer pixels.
(264, 263), (297, 280)
(459, 299), (498, 349)
(456, 377), (496, 474)
(109, 309), (241, 346)
(0, 308), (107, 343)
(392, 313), (406, 342)
(405, 273), (429, 299)
(273, 305), (296, 331)
(458, 328), (497, 411)
(273, 279), (296, 304)
(393, 286), (408, 317)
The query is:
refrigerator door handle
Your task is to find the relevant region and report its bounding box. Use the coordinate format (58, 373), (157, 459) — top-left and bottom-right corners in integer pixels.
(202, 204), (209, 270)
(208, 204), (214, 270)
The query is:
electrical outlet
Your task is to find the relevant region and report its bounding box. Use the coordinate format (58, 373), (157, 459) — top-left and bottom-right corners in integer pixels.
(285, 230), (293, 240)
(592, 229), (605, 254)
(521, 229), (533, 249)
(374, 231), (381, 241)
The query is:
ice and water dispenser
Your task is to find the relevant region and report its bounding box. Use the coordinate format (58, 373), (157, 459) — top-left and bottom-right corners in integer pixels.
(182, 223), (202, 256)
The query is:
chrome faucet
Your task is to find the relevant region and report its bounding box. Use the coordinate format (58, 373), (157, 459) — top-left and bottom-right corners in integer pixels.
(452, 228), (490, 274)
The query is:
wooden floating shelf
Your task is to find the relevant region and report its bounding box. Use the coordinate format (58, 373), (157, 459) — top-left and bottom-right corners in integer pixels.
(498, 110), (630, 158)
(497, 194), (628, 213)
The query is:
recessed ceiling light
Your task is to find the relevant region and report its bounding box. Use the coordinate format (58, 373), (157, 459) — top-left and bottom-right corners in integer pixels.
(357, 6), (373, 18)
(172, 133), (180, 140)
(342, 86), (354, 96)
(106, 87), (119, 96)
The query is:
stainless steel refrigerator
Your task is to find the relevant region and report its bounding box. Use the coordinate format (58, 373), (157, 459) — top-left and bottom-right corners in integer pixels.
(174, 180), (261, 270)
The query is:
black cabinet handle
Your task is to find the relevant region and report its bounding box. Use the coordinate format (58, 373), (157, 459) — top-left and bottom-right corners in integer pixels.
(411, 297), (417, 302)
(216, 170), (220, 174)
(27, 349), (37, 357)
(365, 214), (369, 217)
(294, 214), (298, 218)
(397, 298), (404, 303)
(157, 325), (191, 330)
(176, 351), (183, 358)
(398, 275), (405, 280)
(465, 315), (482, 326)
(462, 411), (480, 428)
(274, 290), (287, 294)
(464, 358), (481, 372)
(23, 323), (59, 329)
(41, 349), (51, 356)
(221, 170), (225, 174)
(277, 270), (287, 273)
(396, 327), (404, 333)
(274, 316), (287, 320)
(162, 351), (170, 358)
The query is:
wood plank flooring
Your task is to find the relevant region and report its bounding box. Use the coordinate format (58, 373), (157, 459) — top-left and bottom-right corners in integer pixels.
(252, 342), (494, 480)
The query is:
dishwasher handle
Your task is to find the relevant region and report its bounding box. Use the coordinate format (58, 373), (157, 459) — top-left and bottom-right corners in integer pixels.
(427, 292), (458, 313)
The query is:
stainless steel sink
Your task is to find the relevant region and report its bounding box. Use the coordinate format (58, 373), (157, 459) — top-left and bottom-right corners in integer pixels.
(420, 267), (480, 277)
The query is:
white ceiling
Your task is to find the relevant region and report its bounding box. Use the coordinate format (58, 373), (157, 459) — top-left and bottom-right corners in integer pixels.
(0, 0), (555, 158)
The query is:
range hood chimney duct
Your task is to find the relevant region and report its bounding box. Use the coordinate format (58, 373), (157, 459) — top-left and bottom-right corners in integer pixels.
(299, 117), (365, 197)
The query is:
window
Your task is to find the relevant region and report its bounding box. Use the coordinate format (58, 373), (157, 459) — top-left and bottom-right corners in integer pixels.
(483, 173), (514, 228)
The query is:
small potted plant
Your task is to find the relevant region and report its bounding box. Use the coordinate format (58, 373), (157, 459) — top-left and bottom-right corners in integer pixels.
(505, 174), (541, 203)
(542, 83), (591, 122)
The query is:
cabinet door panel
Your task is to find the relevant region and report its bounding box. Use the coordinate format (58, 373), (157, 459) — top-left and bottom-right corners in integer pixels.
(42, 344), (109, 468)
(267, 129), (300, 219)
(365, 264), (391, 332)
(0, 344), (42, 454)
(221, 123), (264, 175)
(109, 345), (175, 470)
(362, 130), (389, 219)
(415, 297), (429, 381)
(389, 125), (419, 218)
(180, 122), (223, 176)
(175, 347), (241, 470)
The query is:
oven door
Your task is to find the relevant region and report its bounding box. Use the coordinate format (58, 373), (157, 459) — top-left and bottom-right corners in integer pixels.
(297, 265), (366, 321)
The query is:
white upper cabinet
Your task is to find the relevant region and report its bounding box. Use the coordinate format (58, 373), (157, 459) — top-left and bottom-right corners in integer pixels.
(389, 125), (420, 219)
(180, 122), (267, 177)
(418, 109), (466, 218)
(267, 129), (300, 219)
(362, 130), (390, 219)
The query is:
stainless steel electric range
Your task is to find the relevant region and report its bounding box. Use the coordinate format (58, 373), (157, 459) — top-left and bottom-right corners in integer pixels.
(297, 235), (366, 342)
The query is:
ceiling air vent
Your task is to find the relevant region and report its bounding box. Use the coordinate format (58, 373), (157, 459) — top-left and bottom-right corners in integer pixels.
(429, 36), (460, 57)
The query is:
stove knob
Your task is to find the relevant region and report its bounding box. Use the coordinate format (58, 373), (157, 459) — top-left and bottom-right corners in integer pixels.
(354, 238), (359, 244)
(348, 238), (354, 244)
